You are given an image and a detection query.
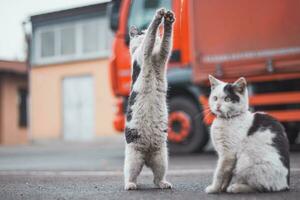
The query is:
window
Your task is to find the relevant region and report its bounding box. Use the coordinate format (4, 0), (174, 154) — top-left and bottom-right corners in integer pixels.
(34, 17), (113, 65)
(128, 0), (172, 30)
(61, 26), (76, 55)
(82, 21), (100, 53)
(41, 30), (55, 57)
(18, 89), (28, 128)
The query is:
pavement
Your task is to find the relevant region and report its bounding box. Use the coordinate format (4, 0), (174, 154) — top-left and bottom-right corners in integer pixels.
(0, 135), (300, 200)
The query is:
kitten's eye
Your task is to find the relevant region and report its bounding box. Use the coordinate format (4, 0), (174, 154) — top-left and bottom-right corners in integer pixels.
(224, 96), (231, 102)
(213, 96), (218, 101)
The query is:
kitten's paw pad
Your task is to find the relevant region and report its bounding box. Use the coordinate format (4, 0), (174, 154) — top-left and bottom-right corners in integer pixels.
(124, 182), (137, 190)
(164, 11), (175, 23)
(205, 185), (220, 194)
(156, 8), (165, 19)
(158, 181), (173, 189)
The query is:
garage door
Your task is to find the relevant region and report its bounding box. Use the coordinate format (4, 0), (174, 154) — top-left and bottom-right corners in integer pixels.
(62, 75), (94, 140)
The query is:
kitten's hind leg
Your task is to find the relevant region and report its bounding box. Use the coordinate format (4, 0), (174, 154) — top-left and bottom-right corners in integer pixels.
(143, 8), (165, 59)
(147, 146), (172, 189)
(124, 145), (144, 190)
(226, 183), (255, 193)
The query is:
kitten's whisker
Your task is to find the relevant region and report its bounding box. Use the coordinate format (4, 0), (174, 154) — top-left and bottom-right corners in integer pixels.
(193, 108), (212, 121)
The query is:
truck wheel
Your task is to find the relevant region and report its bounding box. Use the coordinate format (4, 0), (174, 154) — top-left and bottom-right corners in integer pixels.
(168, 96), (208, 154)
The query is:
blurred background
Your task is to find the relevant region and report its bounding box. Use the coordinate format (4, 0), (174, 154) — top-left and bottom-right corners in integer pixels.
(1, 0), (300, 155)
(1, 0), (300, 199)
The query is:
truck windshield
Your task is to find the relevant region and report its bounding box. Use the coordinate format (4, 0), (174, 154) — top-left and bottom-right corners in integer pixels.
(128, 0), (171, 30)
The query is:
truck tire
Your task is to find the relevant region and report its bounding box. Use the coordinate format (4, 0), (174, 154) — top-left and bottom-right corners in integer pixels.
(168, 96), (208, 154)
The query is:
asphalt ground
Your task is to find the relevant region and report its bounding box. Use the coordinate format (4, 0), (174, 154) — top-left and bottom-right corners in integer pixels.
(0, 135), (300, 200)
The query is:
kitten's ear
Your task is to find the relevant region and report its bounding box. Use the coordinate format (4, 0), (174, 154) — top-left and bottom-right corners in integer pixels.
(129, 26), (139, 38)
(208, 75), (222, 90)
(233, 77), (247, 93)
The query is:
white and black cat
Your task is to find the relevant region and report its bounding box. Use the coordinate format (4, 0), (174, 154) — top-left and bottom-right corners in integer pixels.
(123, 8), (175, 190)
(206, 75), (290, 193)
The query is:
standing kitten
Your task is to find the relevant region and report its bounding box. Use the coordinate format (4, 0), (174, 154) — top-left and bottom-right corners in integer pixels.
(123, 8), (175, 190)
(205, 75), (290, 193)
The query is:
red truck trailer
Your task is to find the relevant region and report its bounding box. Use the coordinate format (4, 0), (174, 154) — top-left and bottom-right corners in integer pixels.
(109, 0), (300, 153)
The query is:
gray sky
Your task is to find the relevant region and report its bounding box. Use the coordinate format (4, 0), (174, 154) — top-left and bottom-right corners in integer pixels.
(0, 0), (109, 61)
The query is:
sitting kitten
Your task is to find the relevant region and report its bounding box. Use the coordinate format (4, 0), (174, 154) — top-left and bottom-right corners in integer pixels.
(123, 8), (175, 190)
(205, 75), (290, 193)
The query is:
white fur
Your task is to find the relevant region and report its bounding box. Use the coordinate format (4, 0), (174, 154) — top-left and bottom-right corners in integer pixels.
(205, 77), (289, 193)
(208, 76), (249, 119)
(124, 8), (174, 190)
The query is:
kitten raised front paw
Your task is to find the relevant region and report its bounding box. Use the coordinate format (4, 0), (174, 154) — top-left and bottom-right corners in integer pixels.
(164, 10), (175, 24)
(156, 8), (165, 20)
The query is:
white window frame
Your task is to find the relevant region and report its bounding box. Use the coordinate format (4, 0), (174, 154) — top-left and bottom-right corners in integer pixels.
(33, 17), (112, 66)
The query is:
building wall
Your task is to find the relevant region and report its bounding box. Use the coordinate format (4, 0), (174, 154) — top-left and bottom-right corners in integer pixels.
(30, 58), (115, 140)
(0, 74), (28, 145)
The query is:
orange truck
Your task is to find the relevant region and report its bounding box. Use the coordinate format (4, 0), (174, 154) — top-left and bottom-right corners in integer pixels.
(109, 0), (300, 153)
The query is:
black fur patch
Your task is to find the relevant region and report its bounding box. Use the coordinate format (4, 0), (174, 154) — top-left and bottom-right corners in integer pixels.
(125, 127), (139, 144)
(126, 108), (132, 122)
(126, 91), (138, 122)
(132, 60), (141, 87)
(247, 113), (290, 185)
(223, 84), (240, 103)
(128, 91), (138, 106)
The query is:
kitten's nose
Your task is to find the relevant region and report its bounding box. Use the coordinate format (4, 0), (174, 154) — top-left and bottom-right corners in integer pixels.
(216, 104), (221, 111)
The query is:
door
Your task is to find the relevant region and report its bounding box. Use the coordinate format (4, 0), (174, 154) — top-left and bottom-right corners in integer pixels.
(63, 75), (94, 140)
